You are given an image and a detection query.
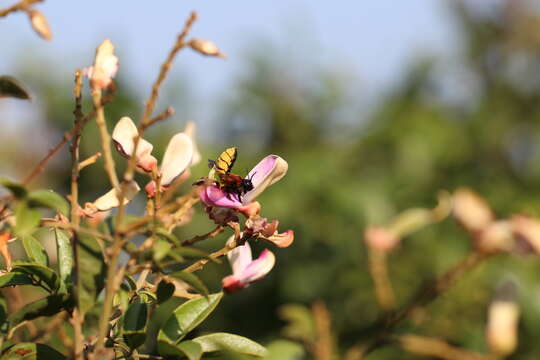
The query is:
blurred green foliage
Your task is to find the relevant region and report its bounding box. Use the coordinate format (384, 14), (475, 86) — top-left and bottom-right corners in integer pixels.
(6, 1), (540, 358)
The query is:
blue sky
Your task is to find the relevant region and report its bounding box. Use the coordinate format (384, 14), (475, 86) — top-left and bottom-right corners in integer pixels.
(0, 1), (459, 129)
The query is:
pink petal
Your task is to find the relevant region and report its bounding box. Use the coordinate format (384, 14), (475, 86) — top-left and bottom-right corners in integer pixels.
(243, 155), (288, 204)
(160, 133), (193, 185)
(227, 241), (253, 276)
(237, 249), (275, 284)
(199, 185), (243, 208)
(265, 229), (294, 248)
(222, 275), (247, 293)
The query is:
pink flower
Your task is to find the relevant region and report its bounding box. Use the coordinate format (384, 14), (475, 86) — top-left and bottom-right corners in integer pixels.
(200, 154), (288, 208)
(85, 39), (119, 90)
(222, 240), (275, 293)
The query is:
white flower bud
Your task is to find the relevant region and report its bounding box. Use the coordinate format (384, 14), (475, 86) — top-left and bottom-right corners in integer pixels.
(28, 9), (52, 41)
(189, 39), (226, 59)
(486, 300), (519, 356)
(453, 188), (493, 233)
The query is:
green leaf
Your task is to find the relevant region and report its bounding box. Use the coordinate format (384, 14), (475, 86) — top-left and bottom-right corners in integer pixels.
(137, 290), (157, 304)
(156, 280), (175, 304)
(76, 233), (107, 315)
(0, 272), (33, 288)
(7, 294), (72, 330)
(54, 229), (73, 288)
(14, 202), (41, 237)
(21, 236), (48, 266)
(1, 343), (65, 359)
(123, 299), (148, 349)
(155, 228), (181, 246)
(0, 297), (7, 335)
(265, 340), (305, 360)
(192, 333), (268, 357)
(0, 178), (27, 198)
(12, 263), (59, 293)
(169, 271), (209, 298)
(177, 340), (202, 360)
(153, 239), (172, 262)
(0, 76), (31, 100)
(158, 293), (223, 352)
(28, 190), (69, 216)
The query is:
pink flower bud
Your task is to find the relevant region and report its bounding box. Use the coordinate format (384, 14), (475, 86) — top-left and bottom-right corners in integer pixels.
(364, 226), (400, 252)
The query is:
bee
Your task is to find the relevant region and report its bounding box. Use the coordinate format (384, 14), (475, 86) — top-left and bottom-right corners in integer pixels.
(208, 147), (254, 201)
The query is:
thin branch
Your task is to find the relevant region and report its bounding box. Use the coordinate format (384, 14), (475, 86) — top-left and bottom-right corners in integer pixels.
(397, 334), (490, 360)
(368, 248), (396, 311)
(146, 106), (175, 128)
(0, 0), (42, 18)
(70, 70), (85, 360)
(181, 225), (224, 246)
(78, 152), (102, 170)
(357, 251), (494, 357)
(21, 92), (114, 186)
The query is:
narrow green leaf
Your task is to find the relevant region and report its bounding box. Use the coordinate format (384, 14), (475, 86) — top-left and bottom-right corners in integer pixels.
(0, 177), (27, 198)
(174, 247), (220, 263)
(76, 232), (107, 315)
(7, 294), (72, 330)
(0, 297), (7, 335)
(123, 299), (148, 349)
(54, 229), (73, 288)
(169, 271), (209, 297)
(156, 280), (175, 304)
(12, 263), (59, 293)
(1, 343), (66, 359)
(158, 292), (223, 346)
(124, 274), (137, 292)
(0, 272), (33, 288)
(192, 333), (268, 357)
(14, 202), (41, 237)
(153, 239), (172, 262)
(28, 190), (69, 216)
(21, 236), (48, 266)
(0, 76), (31, 100)
(155, 228), (181, 246)
(265, 340), (305, 360)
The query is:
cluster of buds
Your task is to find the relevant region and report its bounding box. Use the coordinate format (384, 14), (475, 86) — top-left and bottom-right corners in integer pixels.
(453, 188), (540, 255)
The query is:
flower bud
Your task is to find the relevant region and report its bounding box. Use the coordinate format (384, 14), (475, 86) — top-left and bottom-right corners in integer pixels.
(511, 215), (540, 254)
(364, 226), (400, 252)
(487, 300), (519, 356)
(189, 38), (226, 59)
(453, 188), (493, 233)
(28, 9), (52, 40)
(477, 221), (513, 254)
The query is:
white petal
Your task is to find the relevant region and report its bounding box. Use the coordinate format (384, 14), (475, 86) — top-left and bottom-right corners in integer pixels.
(160, 133), (193, 185)
(91, 39), (119, 89)
(227, 238), (253, 276)
(183, 121), (201, 166)
(91, 180), (140, 211)
(112, 117), (154, 158)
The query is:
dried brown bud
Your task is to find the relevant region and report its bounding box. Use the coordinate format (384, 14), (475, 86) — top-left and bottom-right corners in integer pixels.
(453, 188), (494, 233)
(486, 300), (519, 356)
(28, 9), (52, 40)
(189, 39), (226, 59)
